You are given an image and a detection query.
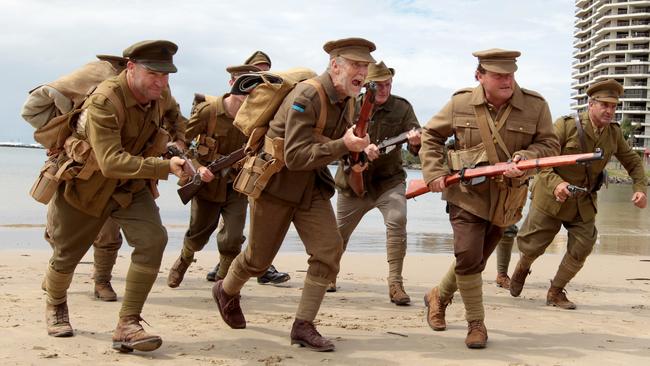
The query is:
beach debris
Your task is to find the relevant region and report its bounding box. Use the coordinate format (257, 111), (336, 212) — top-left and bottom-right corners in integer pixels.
(386, 331), (408, 337)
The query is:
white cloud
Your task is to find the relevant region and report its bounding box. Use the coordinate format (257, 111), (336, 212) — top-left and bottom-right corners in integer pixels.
(1, 0), (576, 142)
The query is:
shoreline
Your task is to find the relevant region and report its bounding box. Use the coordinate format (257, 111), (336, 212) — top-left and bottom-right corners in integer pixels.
(1, 249), (648, 365)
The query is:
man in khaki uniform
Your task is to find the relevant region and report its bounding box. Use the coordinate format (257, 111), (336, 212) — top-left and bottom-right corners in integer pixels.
(510, 79), (647, 308)
(419, 49), (559, 349)
(43, 40), (187, 353)
(212, 37), (374, 352)
(91, 86), (187, 301)
(333, 61), (421, 305)
(494, 223), (518, 289)
(167, 64), (289, 287)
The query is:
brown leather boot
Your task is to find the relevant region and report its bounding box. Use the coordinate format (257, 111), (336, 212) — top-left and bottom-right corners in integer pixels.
(290, 319), (335, 352)
(46, 302), (73, 337)
(94, 282), (118, 302)
(112, 315), (162, 352)
(423, 287), (452, 331)
(167, 256), (192, 288)
(546, 286), (576, 309)
(465, 320), (488, 349)
(212, 279), (246, 329)
(509, 259), (532, 297)
(495, 272), (511, 290)
(389, 282), (411, 306)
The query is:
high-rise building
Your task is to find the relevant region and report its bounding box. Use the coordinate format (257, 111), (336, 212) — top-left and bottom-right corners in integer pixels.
(572, 0), (650, 150)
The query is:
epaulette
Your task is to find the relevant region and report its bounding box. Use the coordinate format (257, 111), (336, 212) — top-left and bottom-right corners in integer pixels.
(453, 87), (473, 96)
(521, 88), (545, 100)
(391, 94), (413, 106)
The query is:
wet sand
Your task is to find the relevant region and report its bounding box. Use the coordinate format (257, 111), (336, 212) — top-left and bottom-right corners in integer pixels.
(1, 249), (649, 365)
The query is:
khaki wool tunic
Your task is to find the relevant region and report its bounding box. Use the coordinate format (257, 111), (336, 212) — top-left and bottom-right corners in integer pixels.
(419, 83), (559, 221)
(532, 112), (647, 222)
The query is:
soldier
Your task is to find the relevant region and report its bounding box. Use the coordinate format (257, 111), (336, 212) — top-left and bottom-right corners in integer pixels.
(167, 64), (289, 287)
(333, 61), (421, 305)
(212, 37), (374, 351)
(419, 49), (559, 349)
(510, 79), (647, 308)
(494, 224), (518, 289)
(43, 40), (187, 353)
(203, 52), (290, 285)
(92, 86), (187, 301)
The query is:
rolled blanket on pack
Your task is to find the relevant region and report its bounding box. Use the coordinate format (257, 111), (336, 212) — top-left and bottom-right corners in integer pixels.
(230, 73), (283, 95)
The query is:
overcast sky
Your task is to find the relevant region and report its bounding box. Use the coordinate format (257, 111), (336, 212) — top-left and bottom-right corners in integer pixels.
(1, 0), (575, 143)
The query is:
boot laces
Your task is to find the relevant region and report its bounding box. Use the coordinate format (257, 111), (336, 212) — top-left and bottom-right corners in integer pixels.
(54, 304), (69, 324)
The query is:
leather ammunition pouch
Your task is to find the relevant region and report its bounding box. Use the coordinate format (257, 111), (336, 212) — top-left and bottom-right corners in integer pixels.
(447, 143), (489, 171)
(233, 127), (285, 199)
(143, 127), (171, 158)
(30, 155), (74, 204)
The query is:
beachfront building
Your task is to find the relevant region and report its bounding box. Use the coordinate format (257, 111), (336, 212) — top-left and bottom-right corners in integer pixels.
(572, 0), (650, 151)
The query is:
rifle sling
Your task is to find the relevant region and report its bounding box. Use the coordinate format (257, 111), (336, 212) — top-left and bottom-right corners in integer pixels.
(574, 116), (594, 192)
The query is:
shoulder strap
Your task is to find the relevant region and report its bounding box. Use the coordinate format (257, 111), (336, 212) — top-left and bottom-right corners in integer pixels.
(301, 79), (327, 135)
(575, 116), (594, 191)
(96, 85), (126, 127)
(206, 99), (218, 137)
(474, 105), (501, 165)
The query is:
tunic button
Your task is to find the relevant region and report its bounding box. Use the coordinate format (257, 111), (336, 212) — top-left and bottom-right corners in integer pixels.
(519, 127), (523, 131)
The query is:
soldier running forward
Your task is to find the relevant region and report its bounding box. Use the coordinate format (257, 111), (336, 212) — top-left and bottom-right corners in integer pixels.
(333, 61), (421, 305)
(510, 78), (647, 309)
(168, 64), (289, 288)
(419, 49), (559, 349)
(203, 52), (290, 286)
(43, 40), (187, 353)
(212, 37), (374, 352)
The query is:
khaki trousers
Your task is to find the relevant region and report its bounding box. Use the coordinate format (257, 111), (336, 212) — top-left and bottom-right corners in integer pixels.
(183, 186), (248, 259)
(336, 182), (407, 283)
(92, 218), (122, 283)
(46, 185), (167, 297)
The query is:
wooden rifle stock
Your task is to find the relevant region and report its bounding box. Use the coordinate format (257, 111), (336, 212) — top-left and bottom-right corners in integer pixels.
(348, 82), (376, 197)
(177, 147), (246, 204)
(405, 150), (604, 199)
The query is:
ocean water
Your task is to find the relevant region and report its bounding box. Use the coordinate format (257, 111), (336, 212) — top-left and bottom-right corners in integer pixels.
(1, 146), (649, 256)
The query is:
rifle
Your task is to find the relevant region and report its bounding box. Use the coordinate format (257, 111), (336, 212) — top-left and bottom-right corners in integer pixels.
(405, 150), (604, 199)
(348, 82), (376, 197)
(376, 128), (422, 154)
(177, 147), (246, 205)
(166, 144), (197, 177)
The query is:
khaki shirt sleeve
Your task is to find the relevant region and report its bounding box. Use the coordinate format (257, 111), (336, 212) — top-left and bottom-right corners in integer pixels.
(614, 127), (647, 194)
(537, 117), (568, 192)
(512, 101), (559, 160)
(86, 95), (171, 180)
(403, 103), (421, 155)
(283, 91), (348, 171)
(419, 100), (453, 184)
(163, 95), (186, 142)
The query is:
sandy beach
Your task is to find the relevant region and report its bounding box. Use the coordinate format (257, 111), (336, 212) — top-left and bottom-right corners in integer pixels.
(1, 249), (649, 366)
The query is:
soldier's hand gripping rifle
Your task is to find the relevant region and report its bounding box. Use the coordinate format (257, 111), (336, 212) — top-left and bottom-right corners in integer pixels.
(166, 144), (197, 178)
(177, 147), (246, 205)
(347, 82), (376, 197)
(405, 149), (604, 199)
(376, 127), (422, 154)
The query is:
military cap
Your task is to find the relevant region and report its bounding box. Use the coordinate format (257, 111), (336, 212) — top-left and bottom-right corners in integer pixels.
(323, 37), (376, 63)
(587, 79), (624, 103)
(226, 64), (261, 77)
(122, 40), (178, 73)
(472, 48), (521, 73)
(244, 51), (272, 68)
(366, 61), (395, 83)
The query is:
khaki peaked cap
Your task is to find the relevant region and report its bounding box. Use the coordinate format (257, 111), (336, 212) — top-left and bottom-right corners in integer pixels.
(244, 51), (272, 67)
(226, 64), (261, 77)
(472, 48), (521, 73)
(366, 61), (395, 83)
(123, 40), (178, 73)
(323, 37), (376, 63)
(587, 79), (624, 103)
